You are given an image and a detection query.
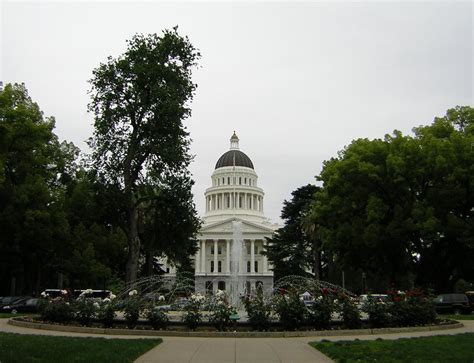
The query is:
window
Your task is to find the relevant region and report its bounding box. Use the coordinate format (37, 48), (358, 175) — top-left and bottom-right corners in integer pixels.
(166, 267), (170, 273)
(246, 244), (251, 255)
(218, 245), (222, 254)
(228, 177), (230, 184)
(239, 177), (242, 185)
(218, 261), (222, 272)
(244, 177), (247, 184)
(211, 246), (214, 254)
(222, 177), (225, 184)
(218, 281), (226, 291)
(211, 260), (214, 272)
(206, 281), (213, 295)
(256, 281), (263, 291)
(247, 261), (251, 272)
(254, 261), (258, 272)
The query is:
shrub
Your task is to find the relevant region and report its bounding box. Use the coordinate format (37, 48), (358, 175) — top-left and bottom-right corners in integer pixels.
(123, 290), (141, 329)
(274, 291), (307, 330)
(362, 297), (391, 328)
(182, 293), (204, 330)
(389, 289), (436, 327)
(146, 306), (169, 330)
(98, 299), (116, 328)
(39, 298), (74, 324)
(74, 298), (99, 327)
(244, 291), (272, 331)
(209, 290), (233, 331)
(337, 295), (361, 329)
(307, 295), (334, 330)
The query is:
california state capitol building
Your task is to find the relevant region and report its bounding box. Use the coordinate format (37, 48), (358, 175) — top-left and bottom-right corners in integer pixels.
(163, 132), (279, 294)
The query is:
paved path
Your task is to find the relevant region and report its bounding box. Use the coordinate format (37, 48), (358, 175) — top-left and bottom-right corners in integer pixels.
(2, 318), (474, 363)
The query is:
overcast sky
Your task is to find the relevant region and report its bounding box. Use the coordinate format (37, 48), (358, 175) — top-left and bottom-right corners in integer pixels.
(1, 1), (472, 223)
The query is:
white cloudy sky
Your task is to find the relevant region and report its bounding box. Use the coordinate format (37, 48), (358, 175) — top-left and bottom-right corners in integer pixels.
(1, 1), (472, 223)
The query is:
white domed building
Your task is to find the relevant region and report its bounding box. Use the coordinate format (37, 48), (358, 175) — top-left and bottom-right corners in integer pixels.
(193, 132), (279, 295)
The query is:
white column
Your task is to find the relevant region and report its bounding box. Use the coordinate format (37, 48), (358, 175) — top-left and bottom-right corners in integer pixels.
(201, 240), (206, 273)
(195, 244), (200, 274)
(250, 239), (255, 274)
(214, 239), (218, 274)
(263, 240), (268, 272)
(226, 239), (230, 273)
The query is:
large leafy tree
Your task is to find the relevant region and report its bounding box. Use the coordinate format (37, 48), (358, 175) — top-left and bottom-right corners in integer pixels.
(88, 29), (201, 282)
(311, 106), (474, 291)
(264, 184), (320, 281)
(0, 83), (77, 295)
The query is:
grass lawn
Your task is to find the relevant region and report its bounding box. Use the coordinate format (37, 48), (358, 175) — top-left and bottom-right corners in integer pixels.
(439, 313), (474, 320)
(311, 333), (474, 363)
(0, 332), (161, 363)
(0, 313), (35, 319)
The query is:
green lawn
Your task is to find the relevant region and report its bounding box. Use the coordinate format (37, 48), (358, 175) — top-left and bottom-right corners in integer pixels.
(439, 313), (474, 320)
(0, 313), (35, 319)
(0, 332), (161, 363)
(311, 333), (474, 363)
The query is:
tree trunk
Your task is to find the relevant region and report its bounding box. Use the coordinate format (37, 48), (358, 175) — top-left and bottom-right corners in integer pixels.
(125, 205), (141, 283)
(145, 249), (154, 276)
(313, 239), (320, 280)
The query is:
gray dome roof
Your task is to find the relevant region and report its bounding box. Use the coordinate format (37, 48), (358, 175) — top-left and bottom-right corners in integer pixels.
(215, 150), (254, 169)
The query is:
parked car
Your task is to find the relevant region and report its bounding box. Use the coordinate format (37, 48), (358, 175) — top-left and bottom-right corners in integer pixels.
(73, 289), (111, 300)
(433, 293), (471, 315)
(0, 296), (29, 309)
(358, 294), (390, 308)
(1, 298), (39, 314)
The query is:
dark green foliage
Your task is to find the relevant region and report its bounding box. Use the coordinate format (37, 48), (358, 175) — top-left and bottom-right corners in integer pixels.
(146, 307), (169, 330)
(88, 29), (201, 283)
(97, 301), (116, 328)
(182, 294), (203, 330)
(311, 333), (474, 363)
(74, 298), (98, 327)
(362, 299), (391, 328)
(0, 332), (161, 363)
(39, 299), (74, 324)
(307, 296), (334, 330)
(311, 106), (474, 291)
(274, 291), (307, 330)
(264, 184), (320, 280)
(338, 296), (361, 329)
(244, 291), (272, 331)
(123, 296), (141, 329)
(388, 290), (437, 327)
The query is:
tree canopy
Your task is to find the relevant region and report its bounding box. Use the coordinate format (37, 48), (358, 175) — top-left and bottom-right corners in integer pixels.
(310, 106), (474, 291)
(88, 29), (201, 282)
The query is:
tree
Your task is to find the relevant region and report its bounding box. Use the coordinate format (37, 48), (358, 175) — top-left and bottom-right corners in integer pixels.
(310, 106), (474, 291)
(0, 83), (78, 295)
(264, 184), (320, 280)
(88, 29), (201, 283)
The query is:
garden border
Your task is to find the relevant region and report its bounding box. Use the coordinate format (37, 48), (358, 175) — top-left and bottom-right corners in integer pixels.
(8, 318), (464, 338)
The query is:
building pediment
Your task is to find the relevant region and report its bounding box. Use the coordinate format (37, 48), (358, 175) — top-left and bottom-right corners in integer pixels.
(200, 217), (277, 236)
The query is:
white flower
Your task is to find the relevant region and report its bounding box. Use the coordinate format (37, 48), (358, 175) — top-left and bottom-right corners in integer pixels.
(128, 289), (138, 296)
(103, 298), (111, 303)
(398, 290), (406, 295)
(93, 302), (100, 309)
(85, 289), (93, 294)
(41, 291), (48, 298)
(109, 293), (116, 300)
(61, 290), (68, 295)
(159, 295), (165, 301)
(317, 296), (323, 301)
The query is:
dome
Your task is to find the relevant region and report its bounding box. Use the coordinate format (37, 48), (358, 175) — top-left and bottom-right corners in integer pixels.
(215, 150), (254, 169)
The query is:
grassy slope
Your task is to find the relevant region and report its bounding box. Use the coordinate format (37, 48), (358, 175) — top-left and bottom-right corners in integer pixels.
(0, 332), (161, 363)
(311, 333), (474, 363)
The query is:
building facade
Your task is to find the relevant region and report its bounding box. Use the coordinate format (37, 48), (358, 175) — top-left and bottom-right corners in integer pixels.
(194, 132), (278, 294)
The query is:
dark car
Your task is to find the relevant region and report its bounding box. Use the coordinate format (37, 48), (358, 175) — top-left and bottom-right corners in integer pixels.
(433, 293), (471, 315)
(0, 296), (29, 309)
(1, 298), (38, 314)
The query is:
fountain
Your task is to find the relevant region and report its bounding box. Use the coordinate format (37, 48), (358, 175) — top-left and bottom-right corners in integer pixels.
(228, 220), (244, 307)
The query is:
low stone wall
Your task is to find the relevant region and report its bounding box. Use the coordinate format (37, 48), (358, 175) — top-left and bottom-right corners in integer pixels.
(8, 318), (464, 338)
